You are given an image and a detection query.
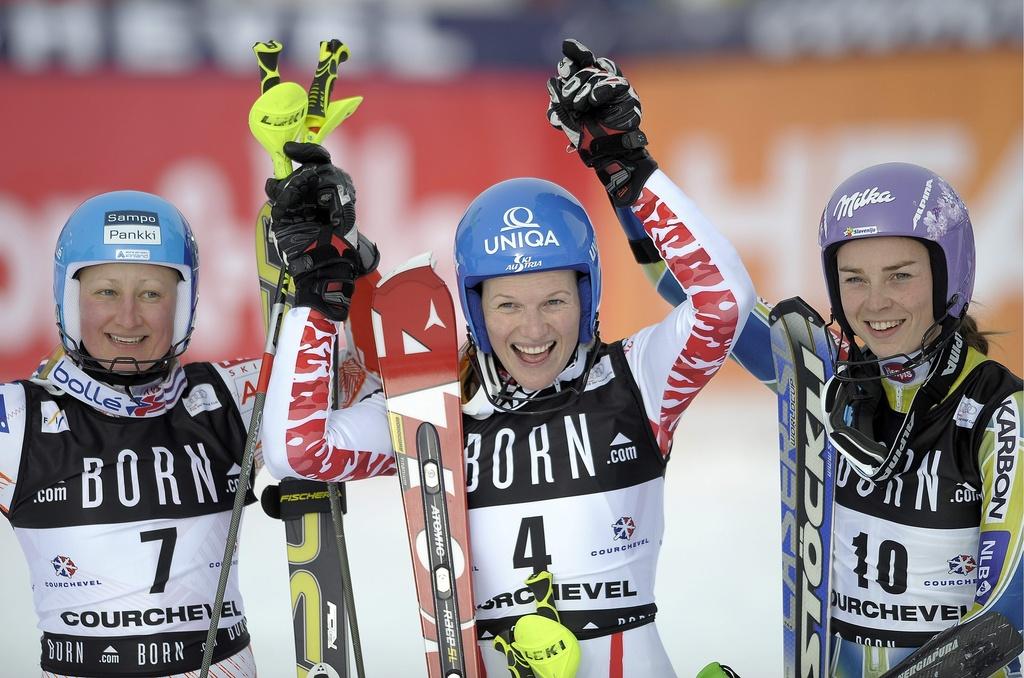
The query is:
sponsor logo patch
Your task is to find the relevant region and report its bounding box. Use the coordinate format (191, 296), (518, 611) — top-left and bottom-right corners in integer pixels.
(612, 516), (636, 540)
(608, 432), (637, 464)
(584, 355), (614, 391)
(947, 554), (976, 576)
(41, 400), (70, 434)
(953, 396), (983, 429)
(182, 384), (222, 417)
(912, 179), (934, 231)
(843, 225), (879, 238)
(883, 362), (914, 384)
(833, 186), (895, 220)
(483, 206), (561, 254)
(103, 210), (161, 245)
(985, 397), (1018, 524)
(52, 555), (79, 578)
(115, 248), (151, 261)
(975, 531), (1010, 605)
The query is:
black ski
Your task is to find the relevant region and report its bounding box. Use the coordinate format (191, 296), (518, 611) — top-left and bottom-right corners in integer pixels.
(880, 610), (1023, 678)
(770, 296), (837, 678)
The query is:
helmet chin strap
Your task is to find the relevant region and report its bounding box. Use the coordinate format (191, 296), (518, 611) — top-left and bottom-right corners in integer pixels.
(823, 328), (967, 483)
(829, 294), (964, 384)
(468, 325), (603, 416)
(69, 337), (187, 386)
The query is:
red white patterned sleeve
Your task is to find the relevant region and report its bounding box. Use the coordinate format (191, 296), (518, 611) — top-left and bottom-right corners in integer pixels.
(262, 307), (396, 483)
(621, 169), (755, 455)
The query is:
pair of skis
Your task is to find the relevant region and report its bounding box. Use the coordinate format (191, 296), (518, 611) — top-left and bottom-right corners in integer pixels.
(246, 37), (479, 676)
(372, 254), (482, 678)
(770, 298), (836, 678)
(769, 298), (1022, 678)
(244, 39), (366, 678)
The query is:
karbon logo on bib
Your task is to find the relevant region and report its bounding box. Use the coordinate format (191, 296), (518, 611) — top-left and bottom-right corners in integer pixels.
(484, 206), (560, 255)
(103, 210), (162, 245)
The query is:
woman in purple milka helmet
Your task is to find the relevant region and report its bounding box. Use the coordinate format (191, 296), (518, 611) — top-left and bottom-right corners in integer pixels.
(640, 161), (1022, 676)
(814, 163), (1022, 677)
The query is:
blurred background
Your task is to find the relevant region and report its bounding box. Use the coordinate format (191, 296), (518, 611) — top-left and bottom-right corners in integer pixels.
(0, 0), (1020, 675)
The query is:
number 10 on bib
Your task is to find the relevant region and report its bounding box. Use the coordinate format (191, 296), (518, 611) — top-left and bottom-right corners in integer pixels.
(372, 254), (482, 678)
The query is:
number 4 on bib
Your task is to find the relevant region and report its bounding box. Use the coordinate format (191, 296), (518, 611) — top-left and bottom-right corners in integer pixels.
(372, 254), (482, 678)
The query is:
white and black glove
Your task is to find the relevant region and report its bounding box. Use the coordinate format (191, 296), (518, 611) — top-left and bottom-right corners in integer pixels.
(265, 142), (379, 321)
(547, 39), (657, 206)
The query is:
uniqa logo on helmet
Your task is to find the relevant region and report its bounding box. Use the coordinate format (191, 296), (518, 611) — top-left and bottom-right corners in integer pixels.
(483, 207), (561, 255)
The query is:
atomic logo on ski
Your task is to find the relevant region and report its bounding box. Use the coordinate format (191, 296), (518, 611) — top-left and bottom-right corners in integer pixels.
(373, 254), (481, 678)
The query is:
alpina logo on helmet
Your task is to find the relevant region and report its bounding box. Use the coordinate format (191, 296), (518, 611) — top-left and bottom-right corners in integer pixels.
(833, 187), (895, 220)
(483, 206), (561, 254)
(912, 179), (934, 231)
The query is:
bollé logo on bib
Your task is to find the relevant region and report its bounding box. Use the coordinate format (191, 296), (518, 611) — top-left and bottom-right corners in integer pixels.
(484, 206), (560, 254)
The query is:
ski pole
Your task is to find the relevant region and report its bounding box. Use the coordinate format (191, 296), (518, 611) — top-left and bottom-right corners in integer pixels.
(199, 38), (359, 677)
(305, 38), (366, 678)
(200, 40), (303, 678)
(199, 267), (289, 677)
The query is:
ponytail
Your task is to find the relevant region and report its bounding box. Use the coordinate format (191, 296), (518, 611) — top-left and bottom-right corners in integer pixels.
(959, 313), (990, 354)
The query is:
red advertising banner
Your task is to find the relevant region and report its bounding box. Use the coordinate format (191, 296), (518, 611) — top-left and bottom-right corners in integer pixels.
(0, 71), (592, 381)
(0, 48), (1020, 385)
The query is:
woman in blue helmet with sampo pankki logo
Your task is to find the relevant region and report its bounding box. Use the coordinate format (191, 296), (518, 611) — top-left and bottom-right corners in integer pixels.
(0, 184), (390, 677)
(0, 190), (264, 677)
(261, 39), (756, 677)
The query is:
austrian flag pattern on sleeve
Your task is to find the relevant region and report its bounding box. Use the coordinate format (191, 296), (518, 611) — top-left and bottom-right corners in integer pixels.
(262, 306), (396, 483)
(626, 171), (751, 454)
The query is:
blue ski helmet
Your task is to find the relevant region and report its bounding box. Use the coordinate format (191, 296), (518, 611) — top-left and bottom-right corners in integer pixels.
(454, 178), (601, 355)
(54, 190), (200, 360)
(818, 162), (974, 338)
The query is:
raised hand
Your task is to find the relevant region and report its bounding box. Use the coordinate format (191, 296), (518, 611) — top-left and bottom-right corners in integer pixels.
(546, 39), (657, 205)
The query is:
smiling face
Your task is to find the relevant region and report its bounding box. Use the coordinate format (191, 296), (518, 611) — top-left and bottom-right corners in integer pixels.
(481, 269), (581, 391)
(77, 263), (180, 371)
(836, 236), (935, 358)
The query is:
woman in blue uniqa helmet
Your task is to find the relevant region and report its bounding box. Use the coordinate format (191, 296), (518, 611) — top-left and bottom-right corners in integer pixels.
(0, 180), (389, 677)
(261, 40), (756, 677)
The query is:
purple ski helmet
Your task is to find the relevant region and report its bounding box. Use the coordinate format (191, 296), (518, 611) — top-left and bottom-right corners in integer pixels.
(818, 162), (974, 338)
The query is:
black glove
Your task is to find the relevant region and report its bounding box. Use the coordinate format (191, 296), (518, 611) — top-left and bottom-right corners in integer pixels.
(265, 141), (357, 270)
(291, 233), (379, 322)
(264, 142), (378, 321)
(546, 39), (657, 206)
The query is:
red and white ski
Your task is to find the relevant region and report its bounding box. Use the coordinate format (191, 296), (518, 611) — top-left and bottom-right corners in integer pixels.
(371, 254), (481, 678)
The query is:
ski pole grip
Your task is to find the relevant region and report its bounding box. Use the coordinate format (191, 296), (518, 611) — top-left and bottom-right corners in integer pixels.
(525, 570), (559, 623)
(306, 39), (348, 129)
(253, 40), (284, 94)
